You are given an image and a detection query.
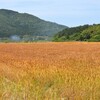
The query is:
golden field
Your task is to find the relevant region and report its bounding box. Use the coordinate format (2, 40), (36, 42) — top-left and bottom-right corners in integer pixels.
(0, 42), (100, 100)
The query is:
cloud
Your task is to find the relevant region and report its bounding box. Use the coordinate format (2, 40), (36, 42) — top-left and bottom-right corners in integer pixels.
(0, 0), (100, 26)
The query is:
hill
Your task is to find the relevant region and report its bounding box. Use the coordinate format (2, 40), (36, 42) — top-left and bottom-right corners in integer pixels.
(53, 24), (100, 42)
(0, 9), (66, 42)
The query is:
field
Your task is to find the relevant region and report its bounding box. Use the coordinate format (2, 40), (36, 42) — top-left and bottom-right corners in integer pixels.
(0, 42), (100, 100)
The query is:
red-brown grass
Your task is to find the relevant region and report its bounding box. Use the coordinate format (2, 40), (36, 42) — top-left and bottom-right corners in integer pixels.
(0, 42), (100, 100)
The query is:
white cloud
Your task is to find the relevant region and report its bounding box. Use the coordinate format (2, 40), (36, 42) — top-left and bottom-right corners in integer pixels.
(0, 0), (100, 26)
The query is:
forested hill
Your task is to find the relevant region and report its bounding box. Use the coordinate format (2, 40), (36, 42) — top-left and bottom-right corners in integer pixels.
(0, 9), (66, 42)
(53, 24), (100, 42)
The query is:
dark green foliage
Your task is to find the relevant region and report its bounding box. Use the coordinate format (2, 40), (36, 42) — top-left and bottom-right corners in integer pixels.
(0, 9), (66, 41)
(53, 24), (100, 42)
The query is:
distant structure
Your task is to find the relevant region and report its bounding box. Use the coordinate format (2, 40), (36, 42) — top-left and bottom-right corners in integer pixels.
(10, 35), (20, 41)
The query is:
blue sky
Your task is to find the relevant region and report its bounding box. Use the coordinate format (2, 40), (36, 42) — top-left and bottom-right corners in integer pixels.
(0, 0), (100, 27)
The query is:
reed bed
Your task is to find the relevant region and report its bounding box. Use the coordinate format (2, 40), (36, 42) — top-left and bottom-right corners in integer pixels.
(0, 42), (100, 100)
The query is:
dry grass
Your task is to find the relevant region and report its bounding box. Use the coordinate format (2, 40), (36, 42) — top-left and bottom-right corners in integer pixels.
(0, 42), (100, 100)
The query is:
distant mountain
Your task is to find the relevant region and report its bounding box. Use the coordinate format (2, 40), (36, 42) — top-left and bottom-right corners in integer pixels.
(53, 24), (100, 42)
(0, 9), (66, 42)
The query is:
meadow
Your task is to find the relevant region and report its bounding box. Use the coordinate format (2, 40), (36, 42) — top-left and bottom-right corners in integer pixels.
(0, 42), (100, 100)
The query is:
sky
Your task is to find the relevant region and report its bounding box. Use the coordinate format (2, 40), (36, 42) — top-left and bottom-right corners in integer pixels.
(0, 0), (100, 27)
